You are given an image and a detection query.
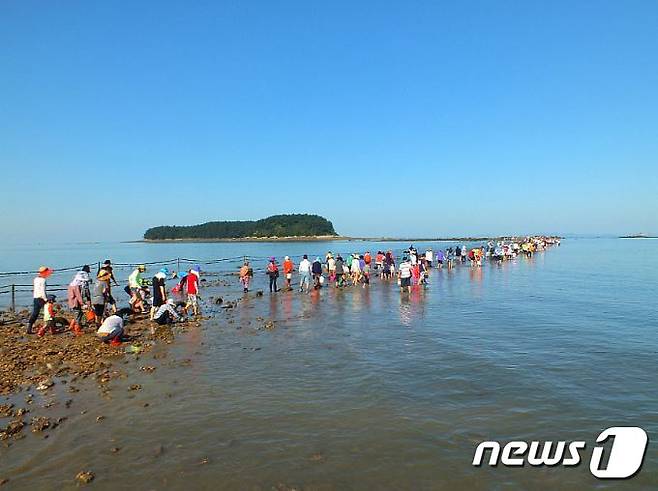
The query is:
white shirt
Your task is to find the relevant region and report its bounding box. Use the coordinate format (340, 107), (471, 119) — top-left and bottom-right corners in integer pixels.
(298, 259), (312, 273)
(399, 262), (412, 279)
(97, 315), (123, 334)
(33, 276), (47, 300)
(154, 303), (179, 321)
(70, 271), (90, 287)
(425, 250), (433, 261)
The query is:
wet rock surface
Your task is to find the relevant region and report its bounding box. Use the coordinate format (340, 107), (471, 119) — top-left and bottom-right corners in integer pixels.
(0, 420), (24, 440)
(0, 288), (283, 486)
(0, 312), (153, 395)
(29, 416), (53, 433)
(75, 470), (95, 484)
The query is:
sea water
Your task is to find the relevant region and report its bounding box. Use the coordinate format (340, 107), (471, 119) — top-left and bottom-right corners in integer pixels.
(0, 238), (656, 490)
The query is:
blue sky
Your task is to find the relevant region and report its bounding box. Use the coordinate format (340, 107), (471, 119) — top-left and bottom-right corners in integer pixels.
(1, 0), (657, 241)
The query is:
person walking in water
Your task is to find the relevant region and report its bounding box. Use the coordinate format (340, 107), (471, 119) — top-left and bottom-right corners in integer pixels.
(282, 256), (294, 289)
(425, 248), (433, 268)
(239, 261), (252, 293)
(350, 254), (362, 285)
(398, 256), (413, 294)
(436, 249), (445, 269)
(326, 253), (336, 283)
(312, 257), (323, 288)
(446, 247), (455, 269)
(266, 257), (279, 293)
(298, 255), (312, 293)
(334, 254), (345, 287)
(28, 266), (52, 334)
(185, 266), (201, 315)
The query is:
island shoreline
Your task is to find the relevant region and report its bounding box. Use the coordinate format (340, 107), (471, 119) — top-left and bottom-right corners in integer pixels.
(129, 235), (561, 244)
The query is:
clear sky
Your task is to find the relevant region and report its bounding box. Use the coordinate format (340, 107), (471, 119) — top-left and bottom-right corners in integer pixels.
(1, 0), (657, 241)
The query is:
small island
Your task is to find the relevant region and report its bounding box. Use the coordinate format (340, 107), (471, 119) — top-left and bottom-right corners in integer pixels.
(619, 233), (657, 239)
(144, 214), (339, 241)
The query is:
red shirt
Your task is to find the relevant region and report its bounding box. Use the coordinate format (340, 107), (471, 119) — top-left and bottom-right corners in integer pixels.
(186, 272), (199, 295)
(364, 253), (372, 264)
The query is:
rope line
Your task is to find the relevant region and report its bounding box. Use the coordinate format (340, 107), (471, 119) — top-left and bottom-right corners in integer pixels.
(0, 248), (419, 295)
(0, 256), (247, 277)
(0, 255), (252, 296)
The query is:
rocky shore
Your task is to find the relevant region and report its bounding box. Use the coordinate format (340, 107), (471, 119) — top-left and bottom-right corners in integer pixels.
(0, 309), (203, 447)
(0, 279), (289, 487)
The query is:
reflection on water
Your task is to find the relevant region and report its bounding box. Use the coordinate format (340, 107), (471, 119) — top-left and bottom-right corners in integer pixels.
(1, 239), (657, 490)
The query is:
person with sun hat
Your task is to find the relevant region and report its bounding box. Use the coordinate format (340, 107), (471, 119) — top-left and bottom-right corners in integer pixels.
(27, 266), (53, 334)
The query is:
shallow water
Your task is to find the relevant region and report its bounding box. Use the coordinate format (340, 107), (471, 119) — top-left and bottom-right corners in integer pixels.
(1, 238), (657, 489)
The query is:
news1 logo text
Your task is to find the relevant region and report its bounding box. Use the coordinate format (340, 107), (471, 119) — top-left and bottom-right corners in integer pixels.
(473, 427), (648, 479)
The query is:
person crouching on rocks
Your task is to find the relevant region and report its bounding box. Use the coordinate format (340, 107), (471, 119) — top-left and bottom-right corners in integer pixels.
(152, 298), (181, 332)
(97, 308), (132, 345)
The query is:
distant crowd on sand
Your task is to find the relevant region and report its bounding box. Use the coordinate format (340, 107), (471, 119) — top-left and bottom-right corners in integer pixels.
(240, 236), (560, 294)
(24, 260), (203, 345)
(22, 236), (559, 344)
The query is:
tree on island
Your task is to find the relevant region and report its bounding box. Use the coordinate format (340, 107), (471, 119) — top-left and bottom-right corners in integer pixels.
(144, 214), (338, 240)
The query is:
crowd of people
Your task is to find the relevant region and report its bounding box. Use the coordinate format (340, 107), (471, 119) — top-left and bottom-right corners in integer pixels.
(23, 237), (559, 342)
(26, 260), (203, 344)
(239, 236), (560, 295)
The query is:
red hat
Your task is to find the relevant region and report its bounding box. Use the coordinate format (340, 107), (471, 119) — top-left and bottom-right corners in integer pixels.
(38, 266), (53, 277)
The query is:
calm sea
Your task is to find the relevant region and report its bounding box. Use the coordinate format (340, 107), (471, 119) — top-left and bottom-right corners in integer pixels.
(0, 238), (656, 490)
